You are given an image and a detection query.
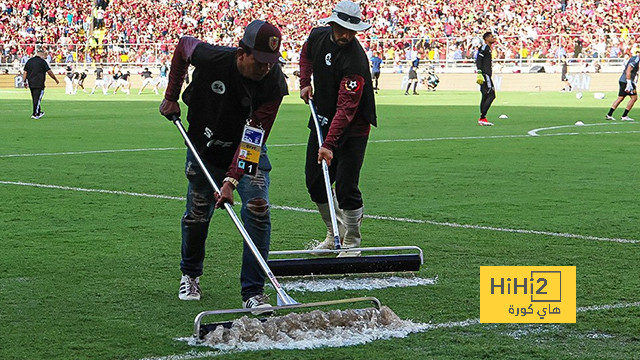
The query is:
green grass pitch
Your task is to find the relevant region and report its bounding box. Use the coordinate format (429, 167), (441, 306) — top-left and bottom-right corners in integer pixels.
(1, 87), (639, 359)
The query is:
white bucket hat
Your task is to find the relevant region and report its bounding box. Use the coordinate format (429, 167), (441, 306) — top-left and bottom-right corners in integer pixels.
(320, 1), (371, 32)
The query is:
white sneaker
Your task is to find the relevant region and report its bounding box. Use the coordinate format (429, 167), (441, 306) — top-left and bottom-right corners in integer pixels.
(605, 115), (616, 121)
(178, 274), (201, 300)
(243, 294), (273, 315)
(621, 116), (634, 121)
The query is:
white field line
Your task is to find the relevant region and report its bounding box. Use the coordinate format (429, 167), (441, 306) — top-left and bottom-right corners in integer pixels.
(1, 180), (638, 244)
(0, 147), (182, 158)
(2, 126), (640, 158)
(139, 300), (640, 360)
(577, 301), (640, 312)
(275, 204), (639, 244)
(363, 213), (640, 244)
(527, 122), (637, 136)
(0, 180), (184, 201)
(542, 130), (640, 137)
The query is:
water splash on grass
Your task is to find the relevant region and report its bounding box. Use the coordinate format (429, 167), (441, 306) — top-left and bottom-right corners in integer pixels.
(278, 276), (438, 292)
(193, 306), (436, 351)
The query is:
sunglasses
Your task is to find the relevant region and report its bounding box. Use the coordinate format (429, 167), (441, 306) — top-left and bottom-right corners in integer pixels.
(334, 11), (361, 24)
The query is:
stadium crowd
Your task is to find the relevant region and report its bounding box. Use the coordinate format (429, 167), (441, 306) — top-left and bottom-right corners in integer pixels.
(1, 0), (640, 69)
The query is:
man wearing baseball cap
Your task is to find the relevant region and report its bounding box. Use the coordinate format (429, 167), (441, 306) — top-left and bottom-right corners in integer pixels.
(299, 1), (377, 257)
(159, 20), (288, 314)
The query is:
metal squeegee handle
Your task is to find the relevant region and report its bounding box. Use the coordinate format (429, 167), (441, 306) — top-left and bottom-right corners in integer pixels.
(172, 116), (297, 306)
(308, 99), (341, 250)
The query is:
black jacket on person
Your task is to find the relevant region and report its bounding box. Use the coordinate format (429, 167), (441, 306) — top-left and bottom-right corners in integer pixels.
(23, 56), (51, 88)
(182, 44), (288, 170)
(304, 27), (376, 129)
(476, 44), (492, 76)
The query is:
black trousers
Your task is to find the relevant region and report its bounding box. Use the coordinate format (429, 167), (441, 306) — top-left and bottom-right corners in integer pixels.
(372, 71), (380, 89)
(305, 132), (368, 210)
(30, 87), (44, 115)
(480, 76), (496, 118)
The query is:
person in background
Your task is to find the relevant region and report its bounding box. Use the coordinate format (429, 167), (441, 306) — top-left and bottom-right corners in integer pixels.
(405, 56), (419, 95)
(370, 51), (382, 94)
(605, 50), (639, 121)
(476, 32), (496, 126)
(64, 64), (74, 94)
(23, 49), (59, 119)
(139, 67), (157, 95)
(113, 70), (131, 95)
(77, 69), (88, 93)
(154, 62), (169, 94)
(91, 64), (108, 95)
(560, 55), (572, 92)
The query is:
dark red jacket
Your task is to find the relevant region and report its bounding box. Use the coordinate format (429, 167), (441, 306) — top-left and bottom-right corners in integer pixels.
(299, 27), (376, 151)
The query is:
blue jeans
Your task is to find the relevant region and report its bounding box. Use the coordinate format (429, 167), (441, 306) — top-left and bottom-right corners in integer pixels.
(180, 147), (271, 301)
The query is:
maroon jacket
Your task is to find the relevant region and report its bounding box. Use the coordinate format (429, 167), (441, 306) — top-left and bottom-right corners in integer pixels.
(299, 27), (376, 151)
(166, 36), (287, 181)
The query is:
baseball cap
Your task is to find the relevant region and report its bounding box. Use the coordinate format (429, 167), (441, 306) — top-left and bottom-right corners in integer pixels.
(239, 20), (282, 64)
(320, 1), (371, 32)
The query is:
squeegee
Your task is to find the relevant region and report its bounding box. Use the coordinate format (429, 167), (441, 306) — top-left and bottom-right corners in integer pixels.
(267, 101), (424, 276)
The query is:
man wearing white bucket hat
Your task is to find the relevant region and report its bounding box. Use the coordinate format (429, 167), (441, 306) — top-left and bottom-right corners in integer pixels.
(299, 1), (377, 256)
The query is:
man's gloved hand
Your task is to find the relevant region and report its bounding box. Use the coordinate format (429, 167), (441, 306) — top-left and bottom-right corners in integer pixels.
(476, 71), (484, 85)
(159, 98), (180, 120)
(625, 80), (634, 93)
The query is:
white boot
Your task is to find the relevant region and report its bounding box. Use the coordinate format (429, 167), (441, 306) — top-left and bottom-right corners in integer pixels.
(312, 195), (345, 251)
(337, 207), (363, 257)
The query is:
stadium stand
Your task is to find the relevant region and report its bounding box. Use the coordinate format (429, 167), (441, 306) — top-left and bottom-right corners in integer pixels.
(1, 0), (640, 71)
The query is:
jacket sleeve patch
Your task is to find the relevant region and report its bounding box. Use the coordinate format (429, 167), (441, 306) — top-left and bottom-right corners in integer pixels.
(344, 77), (362, 92)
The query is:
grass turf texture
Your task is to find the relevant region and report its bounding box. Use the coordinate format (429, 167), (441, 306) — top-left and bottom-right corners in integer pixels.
(1, 88), (639, 359)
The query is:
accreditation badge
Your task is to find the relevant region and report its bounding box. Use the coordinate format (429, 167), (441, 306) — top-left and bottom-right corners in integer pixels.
(237, 124), (264, 175)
